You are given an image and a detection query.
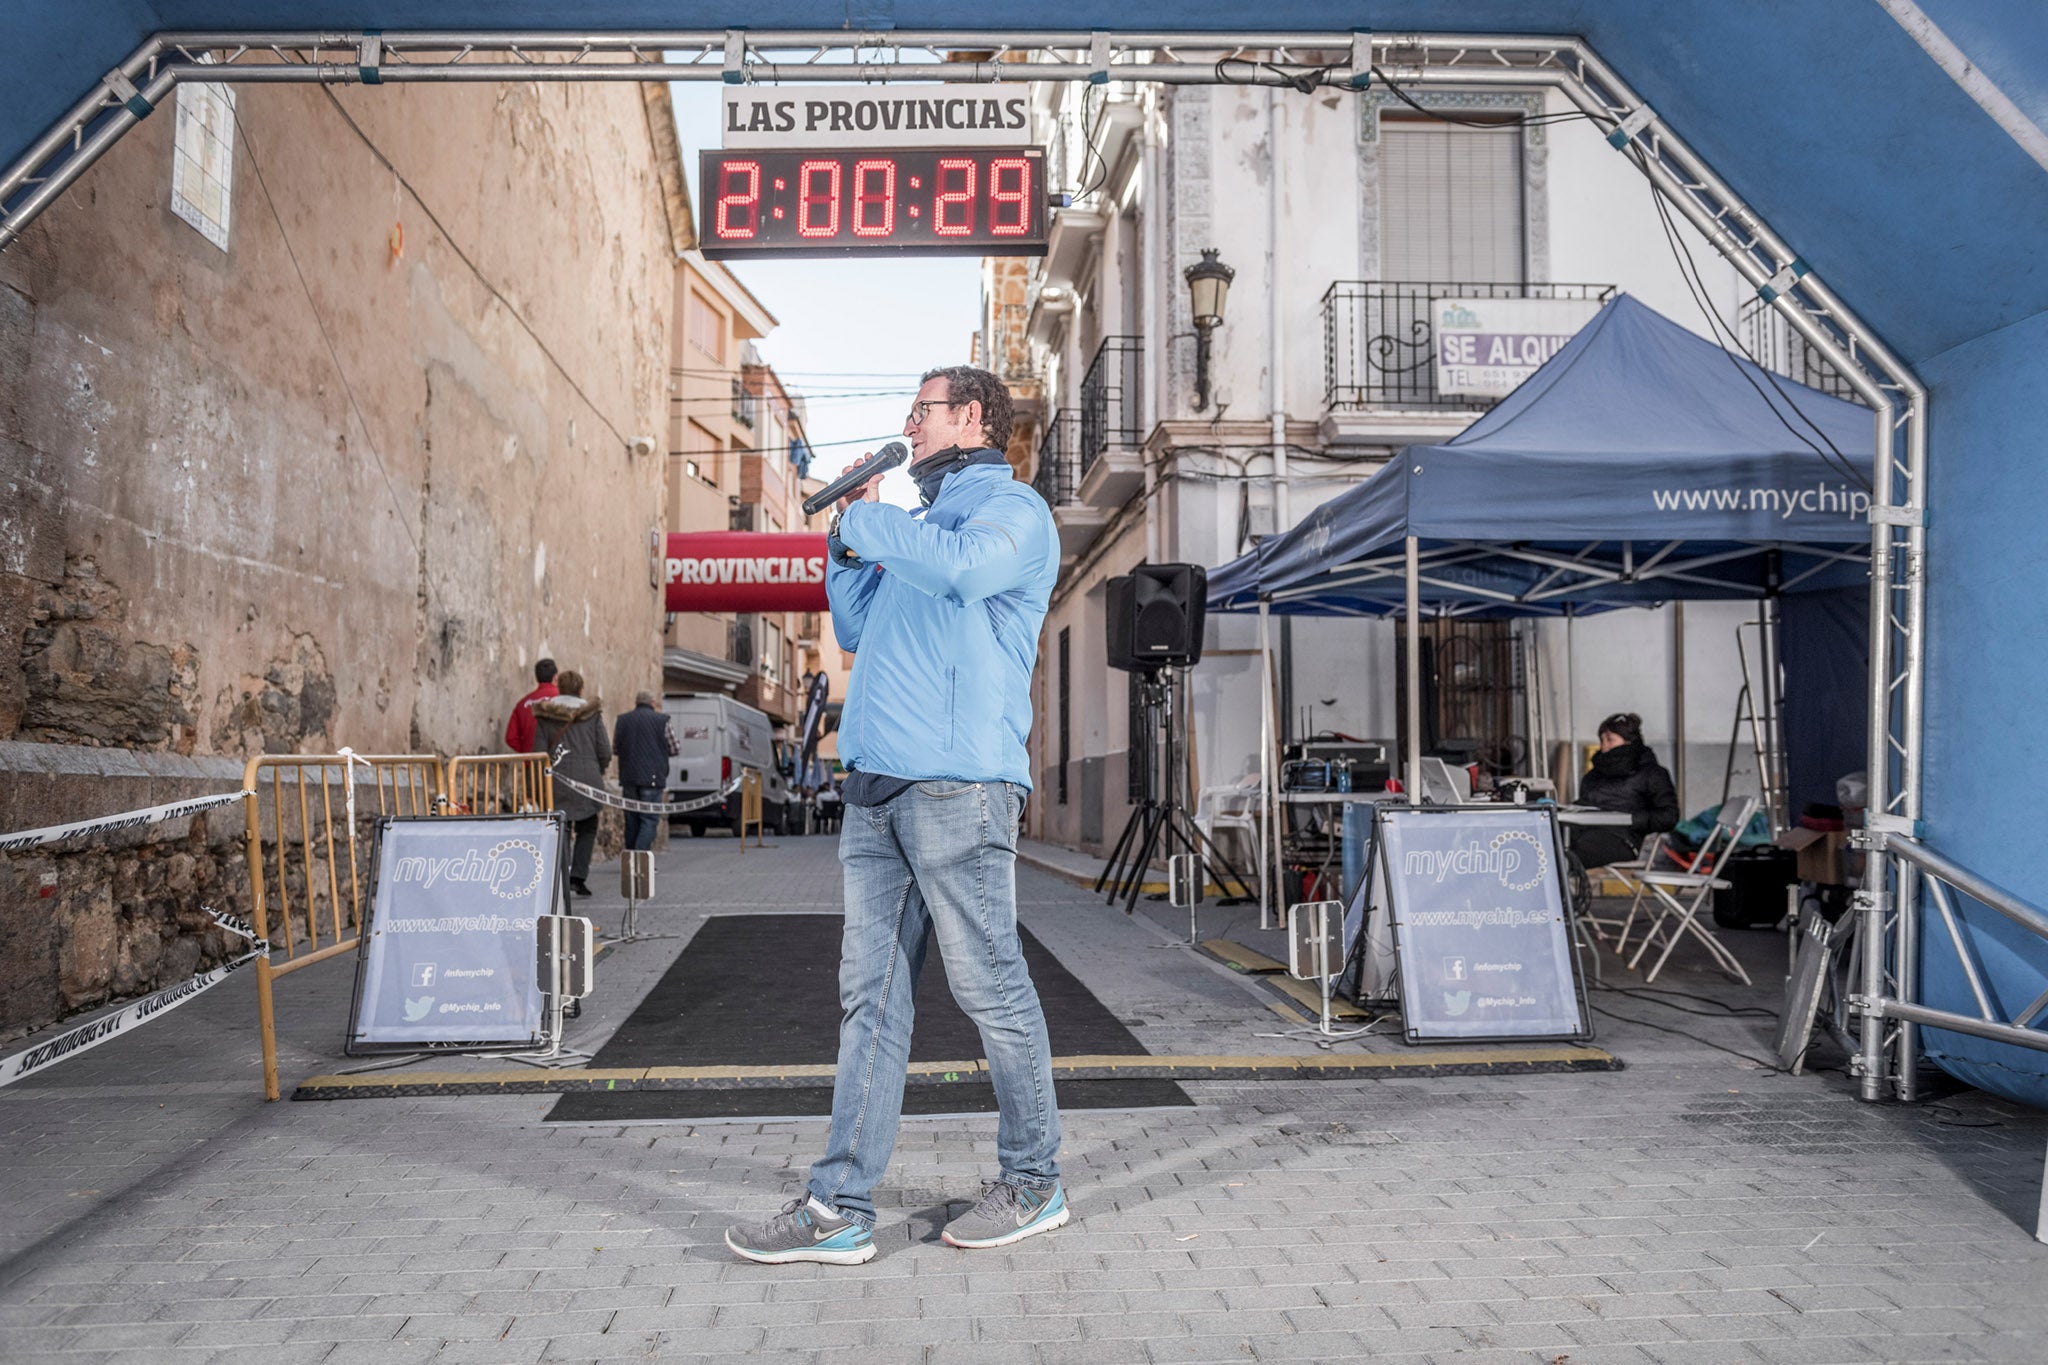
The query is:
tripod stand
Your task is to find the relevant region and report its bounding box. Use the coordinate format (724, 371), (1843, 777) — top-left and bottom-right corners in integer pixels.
(1095, 668), (1258, 919)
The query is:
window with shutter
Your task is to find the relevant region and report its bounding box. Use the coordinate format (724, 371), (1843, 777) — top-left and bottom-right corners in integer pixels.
(1379, 117), (1526, 284)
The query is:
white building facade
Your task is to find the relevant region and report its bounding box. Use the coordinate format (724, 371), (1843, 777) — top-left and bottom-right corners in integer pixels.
(988, 71), (1861, 856)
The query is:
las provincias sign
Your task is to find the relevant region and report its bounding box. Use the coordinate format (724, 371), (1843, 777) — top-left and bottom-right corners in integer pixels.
(665, 532), (828, 613)
(722, 84), (1031, 149)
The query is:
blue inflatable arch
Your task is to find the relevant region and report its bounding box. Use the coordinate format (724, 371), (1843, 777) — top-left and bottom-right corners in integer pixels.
(3, 4), (2046, 1106)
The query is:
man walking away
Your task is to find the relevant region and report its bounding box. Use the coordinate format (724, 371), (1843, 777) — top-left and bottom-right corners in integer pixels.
(533, 671), (609, 896)
(614, 691), (679, 852)
(505, 658), (559, 753)
(726, 364), (1066, 1267)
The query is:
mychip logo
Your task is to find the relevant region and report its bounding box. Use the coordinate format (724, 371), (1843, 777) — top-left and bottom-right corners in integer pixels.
(1402, 831), (1548, 892)
(390, 839), (543, 901)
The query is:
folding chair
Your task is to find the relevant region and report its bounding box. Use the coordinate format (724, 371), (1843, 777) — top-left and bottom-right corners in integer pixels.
(1624, 796), (1758, 984)
(1612, 799), (1755, 956)
(1195, 777), (1262, 890)
(1599, 832), (1667, 950)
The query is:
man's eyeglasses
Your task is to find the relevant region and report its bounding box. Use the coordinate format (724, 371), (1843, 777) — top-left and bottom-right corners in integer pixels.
(906, 398), (965, 426)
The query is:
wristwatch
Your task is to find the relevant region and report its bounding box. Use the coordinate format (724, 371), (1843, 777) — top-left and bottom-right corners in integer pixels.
(827, 508), (861, 567)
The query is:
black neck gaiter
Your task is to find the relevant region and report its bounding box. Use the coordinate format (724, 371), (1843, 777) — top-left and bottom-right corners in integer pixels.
(909, 446), (1007, 506)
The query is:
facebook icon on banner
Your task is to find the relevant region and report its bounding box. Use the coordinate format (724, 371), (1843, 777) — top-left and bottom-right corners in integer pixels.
(412, 963), (437, 988)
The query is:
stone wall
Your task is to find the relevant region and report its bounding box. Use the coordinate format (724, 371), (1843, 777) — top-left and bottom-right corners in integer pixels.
(0, 743), (252, 1043)
(0, 77), (683, 1041)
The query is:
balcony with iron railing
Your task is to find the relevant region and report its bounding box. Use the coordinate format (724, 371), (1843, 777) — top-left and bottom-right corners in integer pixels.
(1737, 297), (1868, 406)
(1076, 335), (1146, 510)
(1033, 410), (1079, 506)
(1079, 334), (1142, 461)
(1034, 408), (1109, 563)
(1037, 86), (1142, 297)
(1323, 281), (1617, 413)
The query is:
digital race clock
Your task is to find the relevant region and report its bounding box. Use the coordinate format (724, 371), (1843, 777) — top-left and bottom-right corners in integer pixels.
(698, 148), (1048, 260)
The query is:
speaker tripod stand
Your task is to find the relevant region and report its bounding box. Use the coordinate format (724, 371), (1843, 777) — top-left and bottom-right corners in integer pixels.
(1095, 668), (1257, 920)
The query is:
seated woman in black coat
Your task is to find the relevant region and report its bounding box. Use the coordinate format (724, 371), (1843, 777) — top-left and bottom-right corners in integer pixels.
(1573, 712), (1680, 869)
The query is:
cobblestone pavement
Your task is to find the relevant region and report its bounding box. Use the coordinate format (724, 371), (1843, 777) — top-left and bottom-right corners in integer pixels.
(3, 831), (2046, 1364)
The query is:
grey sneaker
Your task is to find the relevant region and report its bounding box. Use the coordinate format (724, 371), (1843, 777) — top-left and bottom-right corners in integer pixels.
(941, 1180), (1071, 1249)
(725, 1195), (876, 1265)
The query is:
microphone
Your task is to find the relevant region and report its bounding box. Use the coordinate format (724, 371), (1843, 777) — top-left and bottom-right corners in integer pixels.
(803, 442), (908, 517)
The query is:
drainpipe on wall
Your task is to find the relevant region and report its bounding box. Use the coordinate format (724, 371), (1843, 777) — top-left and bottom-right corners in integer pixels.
(1268, 84), (1290, 532)
(1144, 91), (1164, 565)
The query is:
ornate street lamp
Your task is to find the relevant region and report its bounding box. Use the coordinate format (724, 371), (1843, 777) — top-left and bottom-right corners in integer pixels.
(1183, 248), (1235, 411)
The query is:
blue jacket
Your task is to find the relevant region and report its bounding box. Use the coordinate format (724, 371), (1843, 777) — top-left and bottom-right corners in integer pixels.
(828, 459), (1058, 789)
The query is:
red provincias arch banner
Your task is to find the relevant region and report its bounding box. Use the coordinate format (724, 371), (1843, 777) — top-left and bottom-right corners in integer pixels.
(664, 532), (828, 613)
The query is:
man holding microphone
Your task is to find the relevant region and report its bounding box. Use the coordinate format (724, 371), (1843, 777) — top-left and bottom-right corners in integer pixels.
(726, 365), (1067, 1265)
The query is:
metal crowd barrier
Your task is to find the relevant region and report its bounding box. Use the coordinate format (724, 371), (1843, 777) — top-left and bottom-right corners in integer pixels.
(1848, 837), (2048, 1243)
(443, 753), (553, 815)
(1855, 837), (2048, 1060)
(244, 753), (443, 1101)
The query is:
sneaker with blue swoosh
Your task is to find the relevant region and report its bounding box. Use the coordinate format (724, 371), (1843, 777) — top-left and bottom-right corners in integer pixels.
(725, 1196), (876, 1265)
(941, 1180), (1070, 1249)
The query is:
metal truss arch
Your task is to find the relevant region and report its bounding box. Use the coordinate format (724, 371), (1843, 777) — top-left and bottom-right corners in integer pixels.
(0, 26), (1930, 1098)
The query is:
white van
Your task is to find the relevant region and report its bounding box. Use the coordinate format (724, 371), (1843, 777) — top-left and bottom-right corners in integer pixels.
(662, 694), (791, 836)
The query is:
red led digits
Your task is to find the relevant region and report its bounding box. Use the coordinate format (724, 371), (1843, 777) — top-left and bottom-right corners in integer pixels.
(797, 159), (842, 238)
(934, 158), (976, 236)
(988, 157), (1031, 236)
(852, 159), (896, 238)
(698, 148), (1044, 254)
(715, 159), (761, 239)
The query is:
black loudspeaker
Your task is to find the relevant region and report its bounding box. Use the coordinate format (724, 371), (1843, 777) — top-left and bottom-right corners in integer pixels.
(1106, 563), (1207, 671)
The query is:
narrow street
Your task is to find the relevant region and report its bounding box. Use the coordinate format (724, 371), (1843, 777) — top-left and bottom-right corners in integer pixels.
(3, 834), (2043, 1363)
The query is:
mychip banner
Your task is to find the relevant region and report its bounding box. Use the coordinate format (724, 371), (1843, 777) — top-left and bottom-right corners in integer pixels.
(346, 816), (560, 1053)
(1374, 806), (1590, 1042)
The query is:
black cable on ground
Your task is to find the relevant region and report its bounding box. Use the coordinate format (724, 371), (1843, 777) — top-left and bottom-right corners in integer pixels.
(1589, 1003), (1778, 1068)
(1594, 981), (1778, 1019)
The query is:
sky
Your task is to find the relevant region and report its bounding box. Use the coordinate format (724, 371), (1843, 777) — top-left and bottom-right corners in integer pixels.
(668, 81), (982, 508)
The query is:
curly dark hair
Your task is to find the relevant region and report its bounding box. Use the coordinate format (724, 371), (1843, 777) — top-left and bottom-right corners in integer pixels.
(921, 364), (1013, 453)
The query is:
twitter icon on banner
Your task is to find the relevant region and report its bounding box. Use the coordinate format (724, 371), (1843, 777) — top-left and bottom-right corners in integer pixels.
(404, 997), (434, 1022)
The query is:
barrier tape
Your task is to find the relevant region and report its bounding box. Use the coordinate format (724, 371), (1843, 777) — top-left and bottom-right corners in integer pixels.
(336, 746), (371, 836)
(0, 908), (268, 1088)
(548, 771), (743, 816)
(0, 789), (252, 854)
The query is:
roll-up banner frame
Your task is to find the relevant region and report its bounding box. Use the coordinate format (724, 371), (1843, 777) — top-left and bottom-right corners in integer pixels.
(1370, 805), (1593, 1045)
(345, 813), (566, 1056)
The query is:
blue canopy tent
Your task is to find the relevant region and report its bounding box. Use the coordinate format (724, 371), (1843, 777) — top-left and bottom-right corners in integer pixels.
(1209, 294), (1874, 619)
(1208, 293), (1874, 927)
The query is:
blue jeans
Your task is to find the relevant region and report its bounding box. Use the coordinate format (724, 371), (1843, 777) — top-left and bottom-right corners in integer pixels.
(807, 780), (1060, 1228)
(622, 783), (663, 851)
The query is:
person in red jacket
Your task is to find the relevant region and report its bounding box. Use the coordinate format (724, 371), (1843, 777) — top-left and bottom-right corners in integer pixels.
(504, 658), (559, 752)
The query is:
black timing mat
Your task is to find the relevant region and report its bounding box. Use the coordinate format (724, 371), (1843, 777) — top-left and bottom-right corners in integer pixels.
(545, 913), (1190, 1120)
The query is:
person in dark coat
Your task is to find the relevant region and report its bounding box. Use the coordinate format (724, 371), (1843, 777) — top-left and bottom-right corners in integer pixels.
(612, 691), (679, 852)
(1572, 711), (1680, 869)
(534, 670), (610, 896)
